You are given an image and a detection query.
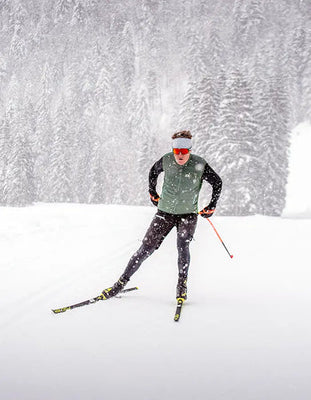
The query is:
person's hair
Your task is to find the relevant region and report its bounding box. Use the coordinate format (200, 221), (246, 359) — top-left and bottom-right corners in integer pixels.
(172, 130), (192, 140)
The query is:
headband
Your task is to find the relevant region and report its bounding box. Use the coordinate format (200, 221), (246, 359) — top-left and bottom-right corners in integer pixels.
(172, 138), (192, 149)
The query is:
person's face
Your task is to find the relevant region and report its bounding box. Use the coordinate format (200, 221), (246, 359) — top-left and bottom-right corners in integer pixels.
(173, 148), (191, 165)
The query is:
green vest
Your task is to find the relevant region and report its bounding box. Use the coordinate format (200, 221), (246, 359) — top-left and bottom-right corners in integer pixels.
(158, 153), (206, 215)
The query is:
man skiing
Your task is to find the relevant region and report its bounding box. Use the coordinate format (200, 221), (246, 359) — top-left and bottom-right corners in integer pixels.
(99, 130), (222, 302)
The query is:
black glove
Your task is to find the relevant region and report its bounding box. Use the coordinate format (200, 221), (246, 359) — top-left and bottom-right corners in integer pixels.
(149, 190), (160, 207)
(199, 206), (215, 219)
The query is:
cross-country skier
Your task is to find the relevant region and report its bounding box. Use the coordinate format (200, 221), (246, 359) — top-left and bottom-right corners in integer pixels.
(99, 130), (222, 301)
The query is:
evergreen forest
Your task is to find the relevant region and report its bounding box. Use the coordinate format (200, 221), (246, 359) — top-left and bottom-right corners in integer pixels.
(0, 0), (310, 215)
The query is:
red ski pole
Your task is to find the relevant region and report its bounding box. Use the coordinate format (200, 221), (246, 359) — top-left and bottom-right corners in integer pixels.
(207, 219), (233, 259)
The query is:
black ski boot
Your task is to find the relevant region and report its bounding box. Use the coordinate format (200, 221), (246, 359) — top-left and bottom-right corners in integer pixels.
(98, 275), (129, 300)
(176, 277), (187, 300)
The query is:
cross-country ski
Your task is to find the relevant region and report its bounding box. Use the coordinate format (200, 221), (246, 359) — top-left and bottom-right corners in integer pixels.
(52, 287), (138, 314)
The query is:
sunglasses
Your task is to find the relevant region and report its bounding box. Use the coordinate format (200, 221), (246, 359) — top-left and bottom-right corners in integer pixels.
(173, 148), (189, 155)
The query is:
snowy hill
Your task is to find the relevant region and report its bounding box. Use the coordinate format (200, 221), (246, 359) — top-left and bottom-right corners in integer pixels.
(283, 122), (311, 218)
(1, 204), (311, 400)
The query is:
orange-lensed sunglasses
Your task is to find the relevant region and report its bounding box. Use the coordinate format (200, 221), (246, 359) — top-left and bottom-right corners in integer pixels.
(173, 148), (189, 155)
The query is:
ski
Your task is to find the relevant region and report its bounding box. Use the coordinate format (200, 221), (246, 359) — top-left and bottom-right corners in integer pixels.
(174, 298), (185, 322)
(52, 287), (138, 314)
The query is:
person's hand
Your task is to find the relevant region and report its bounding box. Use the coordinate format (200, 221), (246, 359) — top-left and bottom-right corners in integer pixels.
(199, 207), (215, 218)
(149, 190), (160, 207)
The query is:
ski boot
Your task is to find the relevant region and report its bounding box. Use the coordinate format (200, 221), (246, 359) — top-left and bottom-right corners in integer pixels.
(97, 275), (129, 300)
(176, 277), (188, 301)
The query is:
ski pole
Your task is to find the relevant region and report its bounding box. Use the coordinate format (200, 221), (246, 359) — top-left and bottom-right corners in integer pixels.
(207, 219), (233, 259)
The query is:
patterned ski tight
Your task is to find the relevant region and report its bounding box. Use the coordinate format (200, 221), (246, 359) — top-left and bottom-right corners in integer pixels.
(122, 210), (198, 280)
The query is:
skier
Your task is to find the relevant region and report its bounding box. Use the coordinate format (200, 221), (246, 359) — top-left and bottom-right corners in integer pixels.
(100, 130), (222, 301)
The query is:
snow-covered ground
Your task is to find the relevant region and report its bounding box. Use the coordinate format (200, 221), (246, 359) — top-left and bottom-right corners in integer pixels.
(1, 203), (311, 400)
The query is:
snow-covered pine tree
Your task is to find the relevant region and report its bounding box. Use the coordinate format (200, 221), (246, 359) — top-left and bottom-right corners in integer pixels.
(8, 1), (29, 61)
(128, 86), (152, 205)
(177, 82), (201, 138)
(0, 115), (10, 204)
(287, 24), (310, 124)
(193, 75), (221, 158)
(48, 97), (72, 202)
(34, 62), (53, 201)
(243, 0), (265, 46)
(94, 63), (113, 113)
(87, 135), (106, 204)
(302, 53), (311, 122)
(119, 21), (135, 98)
(71, 0), (86, 27)
(3, 107), (35, 206)
(71, 118), (92, 203)
(259, 74), (290, 216)
(55, 0), (73, 23)
(216, 67), (257, 215)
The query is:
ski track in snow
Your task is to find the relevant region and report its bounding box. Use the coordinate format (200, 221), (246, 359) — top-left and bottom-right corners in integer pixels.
(1, 204), (311, 400)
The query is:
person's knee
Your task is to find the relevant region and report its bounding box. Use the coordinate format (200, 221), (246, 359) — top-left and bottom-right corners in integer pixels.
(143, 235), (164, 252)
(177, 235), (192, 249)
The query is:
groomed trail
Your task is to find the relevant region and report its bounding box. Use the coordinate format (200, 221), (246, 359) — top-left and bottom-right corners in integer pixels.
(1, 204), (310, 400)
